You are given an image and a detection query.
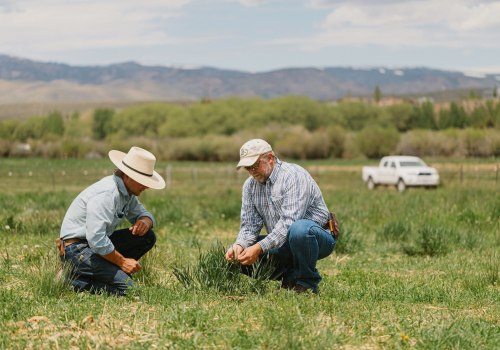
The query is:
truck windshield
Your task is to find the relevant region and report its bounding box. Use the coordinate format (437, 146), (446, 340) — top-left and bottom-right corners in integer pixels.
(400, 161), (425, 167)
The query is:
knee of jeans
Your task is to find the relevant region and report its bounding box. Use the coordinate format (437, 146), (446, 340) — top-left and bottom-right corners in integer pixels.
(115, 273), (134, 292)
(144, 230), (157, 248)
(288, 219), (311, 243)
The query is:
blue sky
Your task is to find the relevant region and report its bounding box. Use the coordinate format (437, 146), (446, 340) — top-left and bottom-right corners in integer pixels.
(1, 0), (500, 75)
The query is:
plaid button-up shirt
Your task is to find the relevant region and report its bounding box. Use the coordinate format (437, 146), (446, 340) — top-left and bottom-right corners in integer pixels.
(236, 159), (330, 252)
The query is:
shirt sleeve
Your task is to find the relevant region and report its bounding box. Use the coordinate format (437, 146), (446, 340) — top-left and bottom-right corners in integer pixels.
(126, 196), (156, 227)
(236, 179), (263, 249)
(86, 192), (116, 255)
(258, 172), (309, 252)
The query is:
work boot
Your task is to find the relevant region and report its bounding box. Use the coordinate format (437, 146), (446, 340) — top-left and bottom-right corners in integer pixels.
(280, 280), (294, 290)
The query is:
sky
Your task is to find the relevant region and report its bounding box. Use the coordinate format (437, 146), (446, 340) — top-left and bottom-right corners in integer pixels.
(1, 0), (500, 74)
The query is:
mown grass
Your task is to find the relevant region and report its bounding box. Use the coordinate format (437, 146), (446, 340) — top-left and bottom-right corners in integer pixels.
(0, 158), (499, 349)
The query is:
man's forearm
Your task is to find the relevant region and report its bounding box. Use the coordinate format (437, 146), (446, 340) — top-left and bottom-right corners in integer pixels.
(102, 249), (126, 267)
(102, 250), (142, 274)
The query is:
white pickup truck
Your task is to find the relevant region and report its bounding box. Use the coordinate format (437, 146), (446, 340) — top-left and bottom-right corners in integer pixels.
(362, 156), (439, 192)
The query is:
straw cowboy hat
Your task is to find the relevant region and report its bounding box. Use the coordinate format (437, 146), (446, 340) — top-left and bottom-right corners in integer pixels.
(109, 146), (166, 190)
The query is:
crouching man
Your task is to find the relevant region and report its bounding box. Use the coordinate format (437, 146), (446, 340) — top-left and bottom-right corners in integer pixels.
(58, 146), (165, 295)
(225, 139), (337, 294)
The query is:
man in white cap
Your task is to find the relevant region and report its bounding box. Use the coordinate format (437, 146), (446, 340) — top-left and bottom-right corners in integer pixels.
(57, 146), (165, 295)
(225, 139), (337, 294)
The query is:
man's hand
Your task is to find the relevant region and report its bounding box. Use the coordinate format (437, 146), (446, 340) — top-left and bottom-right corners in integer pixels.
(130, 217), (152, 236)
(225, 244), (243, 262)
(237, 243), (263, 265)
(121, 257), (142, 274)
(102, 250), (141, 274)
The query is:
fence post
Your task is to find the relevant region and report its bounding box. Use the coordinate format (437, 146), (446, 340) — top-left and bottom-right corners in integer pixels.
(191, 167), (198, 184)
(460, 165), (463, 184)
(496, 164), (499, 184)
(50, 168), (55, 190)
(166, 165), (172, 189)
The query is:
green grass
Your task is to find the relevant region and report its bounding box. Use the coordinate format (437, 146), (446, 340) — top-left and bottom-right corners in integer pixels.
(0, 158), (499, 349)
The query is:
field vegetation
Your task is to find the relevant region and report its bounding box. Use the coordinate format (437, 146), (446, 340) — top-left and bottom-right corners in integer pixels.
(0, 158), (498, 349)
(1, 97), (500, 160)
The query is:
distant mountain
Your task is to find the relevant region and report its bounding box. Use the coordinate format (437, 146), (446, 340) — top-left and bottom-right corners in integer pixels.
(0, 53), (499, 104)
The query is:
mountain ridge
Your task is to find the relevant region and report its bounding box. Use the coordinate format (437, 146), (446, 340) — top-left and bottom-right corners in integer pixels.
(1, 53), (499, 104)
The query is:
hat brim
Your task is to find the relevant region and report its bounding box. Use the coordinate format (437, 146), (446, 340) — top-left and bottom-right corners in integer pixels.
(109, 150), (166, 189)
(236, 155), (260, 170)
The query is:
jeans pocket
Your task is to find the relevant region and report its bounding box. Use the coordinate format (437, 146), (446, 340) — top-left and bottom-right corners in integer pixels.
(68, 245), (93, 269)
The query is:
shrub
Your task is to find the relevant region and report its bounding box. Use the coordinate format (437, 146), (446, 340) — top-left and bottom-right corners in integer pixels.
(380, 221), (412, 242)
(326, 125), (347, 158)
(92, 109), (115, 140)
(275, 126), (330, 159)
(356, 126), (400, 159)
(403, 224), (450, 256)
(334, 227), (362, 254)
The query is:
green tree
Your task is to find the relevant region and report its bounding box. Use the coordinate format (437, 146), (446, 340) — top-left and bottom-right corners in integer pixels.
(326, 125), (347, 158)
(438, 102), (468, 129)
(385, 103), (414, 131)
(0, 119), (21, 140)
(13, 117), (44, 141)
(43, 111), (65, 136)
(468, 89), (479, 99)
(374, 85), (382, 103)
(92, 109), (115, 140)
(356, 126), (400, 159)
(410, 101), (436, 129)
(336, 101), (381, 131)
(112, 103), (168, 137)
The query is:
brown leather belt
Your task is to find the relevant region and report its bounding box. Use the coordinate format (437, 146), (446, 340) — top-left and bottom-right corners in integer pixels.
(55, 238), (87, 257)
(64, 238), (86, 246)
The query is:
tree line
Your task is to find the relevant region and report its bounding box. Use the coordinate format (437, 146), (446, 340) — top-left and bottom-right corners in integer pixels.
(1, 96), (499, 160)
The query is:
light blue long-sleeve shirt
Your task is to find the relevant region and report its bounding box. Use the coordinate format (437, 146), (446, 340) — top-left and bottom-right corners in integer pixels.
(236, 159), (329, 252)
(60, 175), (155, 256)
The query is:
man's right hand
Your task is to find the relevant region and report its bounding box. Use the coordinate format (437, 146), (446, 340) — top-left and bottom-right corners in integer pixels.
(225, 244), (243, 262)
(121, 258), (142, 274)
(102, 250), (141, 274)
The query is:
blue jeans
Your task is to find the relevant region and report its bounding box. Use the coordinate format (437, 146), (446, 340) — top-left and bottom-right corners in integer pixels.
(61, 228), (156, 295)
(243, 219), (335, 292)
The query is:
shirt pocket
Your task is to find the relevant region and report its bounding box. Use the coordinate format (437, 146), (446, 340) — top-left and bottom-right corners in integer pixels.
(270, 195), (285, 216)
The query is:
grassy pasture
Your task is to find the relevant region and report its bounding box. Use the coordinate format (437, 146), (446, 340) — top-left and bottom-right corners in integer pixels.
(0, 158), (499, 349)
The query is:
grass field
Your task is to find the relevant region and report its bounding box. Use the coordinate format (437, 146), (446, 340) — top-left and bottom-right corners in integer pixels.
(0, 158), (499, 349)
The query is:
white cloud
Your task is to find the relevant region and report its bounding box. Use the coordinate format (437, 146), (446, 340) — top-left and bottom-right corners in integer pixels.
(288, 0), (500, 49)
(237, 0), (269, 6)
(0, 0), (191, 56)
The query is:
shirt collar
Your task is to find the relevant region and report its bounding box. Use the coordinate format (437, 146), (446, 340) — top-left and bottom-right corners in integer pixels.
(113, 174), (130, 198)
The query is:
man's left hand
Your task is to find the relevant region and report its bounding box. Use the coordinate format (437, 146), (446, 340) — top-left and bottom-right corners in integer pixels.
(130, 217), (152, 236)
(237, 243), (263, 265)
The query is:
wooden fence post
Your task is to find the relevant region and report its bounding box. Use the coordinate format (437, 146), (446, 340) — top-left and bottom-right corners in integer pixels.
(166, 165), (172, 188)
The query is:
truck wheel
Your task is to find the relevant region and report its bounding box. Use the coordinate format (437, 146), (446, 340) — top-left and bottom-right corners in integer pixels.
(367, 177), (375, 190)
(397, 179), (406, 192)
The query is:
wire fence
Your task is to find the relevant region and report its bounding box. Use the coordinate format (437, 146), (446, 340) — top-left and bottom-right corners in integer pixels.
(1, 162), (498, 193)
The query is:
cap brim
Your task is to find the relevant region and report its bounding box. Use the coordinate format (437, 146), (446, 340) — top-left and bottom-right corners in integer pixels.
(236, 155), (260, 170)
(109, 150), (166, 189)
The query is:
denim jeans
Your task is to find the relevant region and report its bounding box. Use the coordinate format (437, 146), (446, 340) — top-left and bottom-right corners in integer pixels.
(61, 228), (156, 295)
(242, 219), (335, 292)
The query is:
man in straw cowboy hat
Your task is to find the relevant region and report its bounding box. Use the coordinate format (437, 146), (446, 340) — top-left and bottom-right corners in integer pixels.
(225, 139), (338, 294)
(58, 146), (165, 295)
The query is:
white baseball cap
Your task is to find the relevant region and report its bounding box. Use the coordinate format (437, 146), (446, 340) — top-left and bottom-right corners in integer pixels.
(236, 139), (272, 170)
